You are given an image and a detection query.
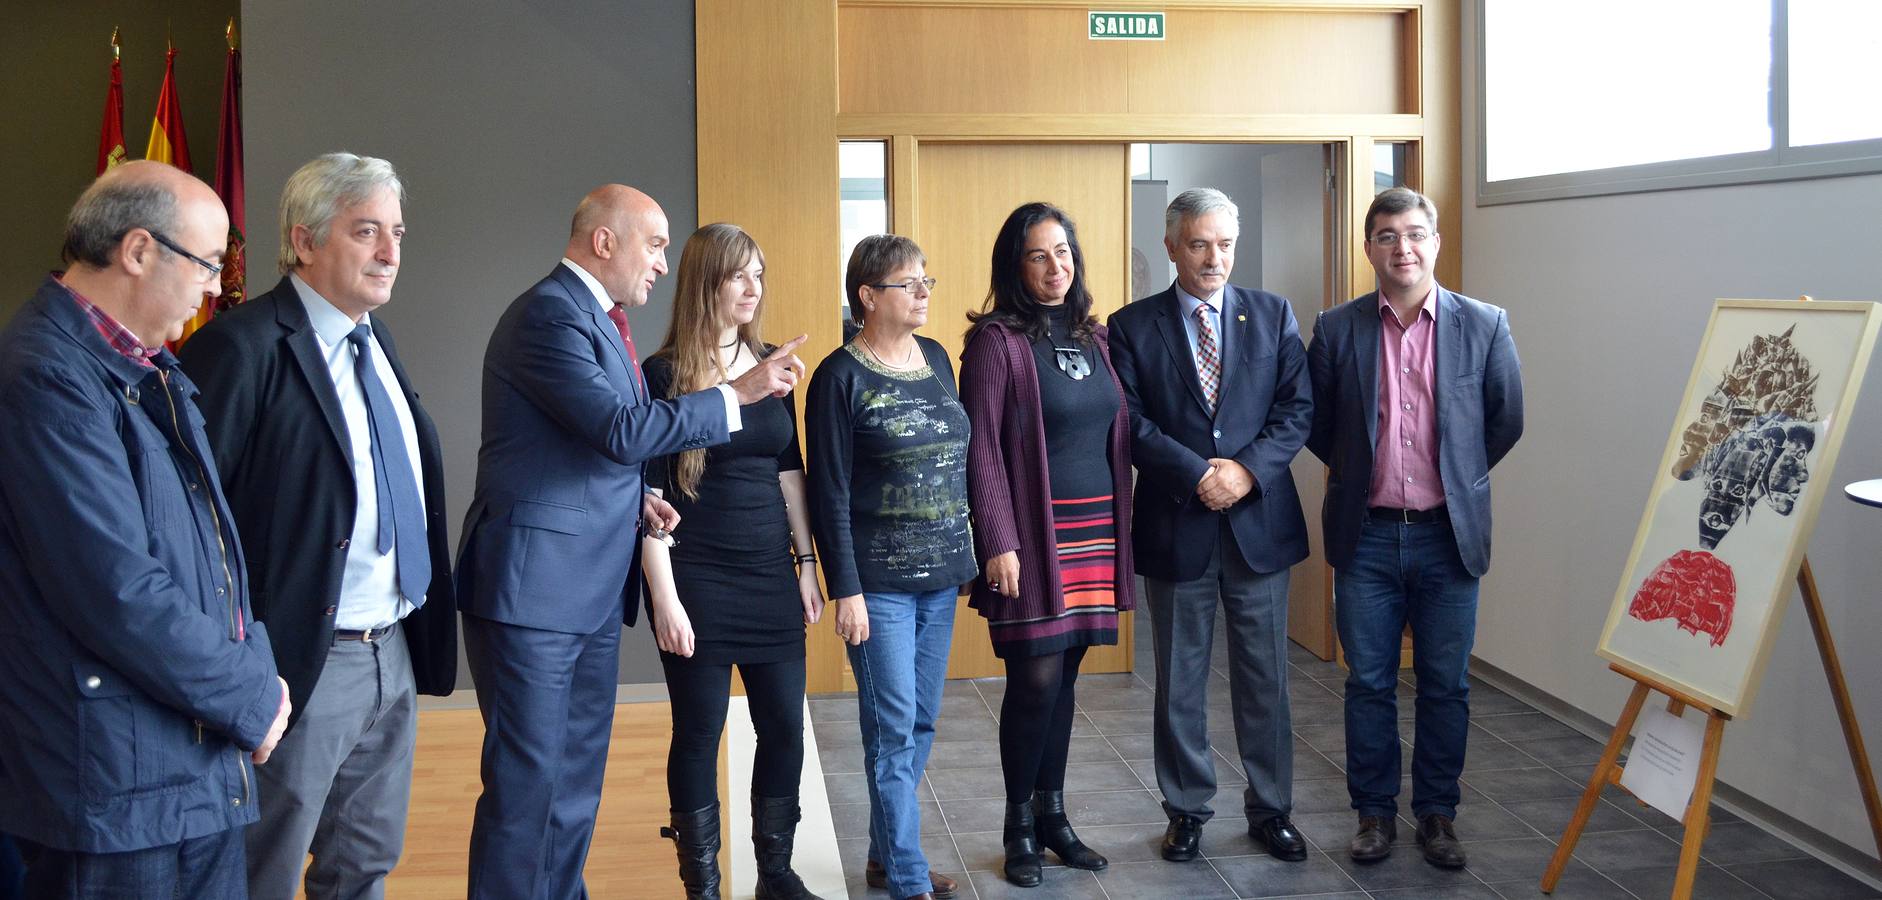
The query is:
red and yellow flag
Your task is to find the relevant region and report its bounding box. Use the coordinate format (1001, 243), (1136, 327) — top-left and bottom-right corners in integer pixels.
(145, 45), (192, 172)
(96, 29), (126, 174)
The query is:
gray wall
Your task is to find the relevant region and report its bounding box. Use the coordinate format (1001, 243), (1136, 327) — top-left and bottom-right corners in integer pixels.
(239, 1), (697, 686)
(1, 1), (236, 319)
(1461, 5), (1882, 856)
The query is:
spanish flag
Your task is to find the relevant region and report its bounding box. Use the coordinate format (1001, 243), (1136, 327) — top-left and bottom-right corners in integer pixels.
(96, 29), (125, 174)
(145, 45), (192, 173)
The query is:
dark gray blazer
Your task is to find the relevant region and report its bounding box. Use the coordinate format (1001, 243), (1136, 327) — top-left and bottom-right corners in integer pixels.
(1305, 287), (1524, 578)
(1108, 283), (1313, 581)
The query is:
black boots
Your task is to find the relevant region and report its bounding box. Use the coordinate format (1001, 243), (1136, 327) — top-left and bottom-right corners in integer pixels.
(1032, 790), (1108, 870)
(1002, 800), (1043, 886)
(661, 803), (723, 900)
(752, 794), (826, 900)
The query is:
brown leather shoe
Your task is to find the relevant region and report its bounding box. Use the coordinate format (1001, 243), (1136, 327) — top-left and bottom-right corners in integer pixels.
(1350, 814), (1396, 862)
(865, 859), (957, 899)
(1416, 814), (1467, 869)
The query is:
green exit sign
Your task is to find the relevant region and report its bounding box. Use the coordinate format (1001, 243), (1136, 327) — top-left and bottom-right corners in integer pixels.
(1089, 11), (1165, 41)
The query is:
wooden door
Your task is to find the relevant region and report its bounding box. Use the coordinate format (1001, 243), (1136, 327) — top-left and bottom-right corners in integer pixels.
(904, 141), (1134, 679)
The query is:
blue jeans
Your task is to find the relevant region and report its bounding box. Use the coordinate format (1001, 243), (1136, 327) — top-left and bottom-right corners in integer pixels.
(849, 587), (956, 899)
(1334, 517), (1478, 821)
(17, 829), (244, 900)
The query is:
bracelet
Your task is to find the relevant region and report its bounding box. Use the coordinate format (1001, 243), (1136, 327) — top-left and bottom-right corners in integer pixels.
(793, 552), (818, 564)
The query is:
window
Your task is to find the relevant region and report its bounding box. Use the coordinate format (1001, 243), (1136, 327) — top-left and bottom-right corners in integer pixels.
(1478, 0), (1882, 204)
(838, 141), (888, 323)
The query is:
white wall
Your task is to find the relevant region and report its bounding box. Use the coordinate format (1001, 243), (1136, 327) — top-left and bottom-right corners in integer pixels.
(1462, 6), (1882, 854)
(1144, 143), (1269, 284)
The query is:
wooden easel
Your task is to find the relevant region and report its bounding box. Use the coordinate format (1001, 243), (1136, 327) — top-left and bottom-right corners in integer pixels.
(1541, 557), (1882, 898)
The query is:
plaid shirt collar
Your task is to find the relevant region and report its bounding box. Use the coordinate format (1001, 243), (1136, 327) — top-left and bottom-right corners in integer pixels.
(57, 274), (159, 368)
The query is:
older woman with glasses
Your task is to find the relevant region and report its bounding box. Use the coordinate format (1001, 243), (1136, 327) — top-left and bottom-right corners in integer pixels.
(960, 202), (1134, 886)
(808, 235), (975, 900)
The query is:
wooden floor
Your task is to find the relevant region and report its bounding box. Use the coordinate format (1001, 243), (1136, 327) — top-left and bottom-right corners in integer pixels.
(375, 702), (719, 900)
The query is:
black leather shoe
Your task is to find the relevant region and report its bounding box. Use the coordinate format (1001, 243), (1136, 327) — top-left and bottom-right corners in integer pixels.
(1350, 815), (1396, 862)
(1002, 801), (1043, 887)
(1416, 814), (1467, 869)
(1033, 790), (1108, 871)
(1249, 815), (1308, 861)
(1161, 814), (1203, 862)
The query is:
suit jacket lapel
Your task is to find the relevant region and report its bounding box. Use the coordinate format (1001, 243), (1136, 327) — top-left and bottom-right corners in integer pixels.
(1152, 289), (1211, 414)
(273, 282), (355, 468)
(1354, 291), (1382, 452)
(556, 265), (640, 403)
(372, 319), (442, 471)
(1434, 287), (1464, 422)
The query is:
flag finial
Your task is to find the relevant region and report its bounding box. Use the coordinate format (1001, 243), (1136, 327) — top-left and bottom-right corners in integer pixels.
(110, 26), (119, 61)
(226, 18), (237, 51)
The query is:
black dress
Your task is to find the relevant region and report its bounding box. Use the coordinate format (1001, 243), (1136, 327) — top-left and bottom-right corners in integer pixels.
(644, 353), (805, 665)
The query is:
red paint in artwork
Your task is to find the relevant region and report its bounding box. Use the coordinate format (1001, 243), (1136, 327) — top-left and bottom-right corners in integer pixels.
(1627, 549), (1736, 647)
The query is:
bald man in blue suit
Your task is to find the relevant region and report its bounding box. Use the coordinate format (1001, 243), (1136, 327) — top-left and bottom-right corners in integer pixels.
(457, 185), (804, 900)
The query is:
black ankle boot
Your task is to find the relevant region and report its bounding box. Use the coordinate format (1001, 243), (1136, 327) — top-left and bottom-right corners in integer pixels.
(1003, 800), (1043, 887)
(660, 803), (723, 900)
(1032, 790), (1108, 870)
(752, 794), (826, 900)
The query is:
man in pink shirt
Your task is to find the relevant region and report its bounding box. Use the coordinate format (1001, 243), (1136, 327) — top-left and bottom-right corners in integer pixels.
(1306, 188), (1524, 869)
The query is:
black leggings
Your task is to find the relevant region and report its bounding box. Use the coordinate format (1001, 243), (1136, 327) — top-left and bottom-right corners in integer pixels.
(662, 654), (807, 811)
(998, 646), (1088, 804)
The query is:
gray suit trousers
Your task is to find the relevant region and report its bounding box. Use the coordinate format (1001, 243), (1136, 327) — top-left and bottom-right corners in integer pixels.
(1146, 520), (1293, 824)
(246, 623), (418, 900)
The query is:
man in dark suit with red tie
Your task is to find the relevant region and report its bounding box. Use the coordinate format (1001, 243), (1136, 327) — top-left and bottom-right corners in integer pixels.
(456, 184), (804, 900)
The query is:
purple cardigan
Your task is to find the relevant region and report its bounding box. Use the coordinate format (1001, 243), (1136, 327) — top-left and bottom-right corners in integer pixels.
(959, 320), (1137, 620)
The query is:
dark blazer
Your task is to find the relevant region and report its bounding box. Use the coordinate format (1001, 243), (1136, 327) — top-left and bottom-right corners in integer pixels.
(0, 278), (279, 852)
(180, 277), (458, 731)
(1107, 284), (1313, 581)
(455, 264), (727, 636)
(1305, 287), (1524, 578)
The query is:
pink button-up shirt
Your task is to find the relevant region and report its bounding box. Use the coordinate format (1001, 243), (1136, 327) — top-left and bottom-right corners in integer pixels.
(1368, 289), (1444, 510)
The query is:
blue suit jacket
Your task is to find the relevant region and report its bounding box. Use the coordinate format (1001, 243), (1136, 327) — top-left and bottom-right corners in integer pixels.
(456, 265), (727, 635)
(1305, 287), (1524, 578)
(1107, 283), (1313, 580)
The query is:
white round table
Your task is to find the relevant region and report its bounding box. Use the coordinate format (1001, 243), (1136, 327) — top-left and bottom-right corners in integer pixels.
(1846, 479), (1882, 509)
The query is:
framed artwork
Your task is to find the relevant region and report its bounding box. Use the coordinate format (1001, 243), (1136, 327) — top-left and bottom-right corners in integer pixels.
(1597, 299), (1881, 716)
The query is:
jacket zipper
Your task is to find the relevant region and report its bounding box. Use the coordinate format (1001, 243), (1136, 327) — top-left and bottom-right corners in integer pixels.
(156, 370), (239, 640)
(156, 371), (250, 808)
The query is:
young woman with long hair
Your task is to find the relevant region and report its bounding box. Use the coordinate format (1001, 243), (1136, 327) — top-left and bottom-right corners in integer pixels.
(644, 223), (826, 900)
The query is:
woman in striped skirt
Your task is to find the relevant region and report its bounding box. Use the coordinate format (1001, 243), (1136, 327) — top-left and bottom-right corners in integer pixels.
(959, 202), (1137, 888)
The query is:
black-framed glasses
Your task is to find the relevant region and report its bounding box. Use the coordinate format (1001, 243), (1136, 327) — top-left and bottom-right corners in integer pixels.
(869, 276), (936, 294)
(148, 230), (224, 281)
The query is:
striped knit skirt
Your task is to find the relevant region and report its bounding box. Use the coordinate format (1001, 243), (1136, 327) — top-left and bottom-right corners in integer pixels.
(988, 493), (1120, 658)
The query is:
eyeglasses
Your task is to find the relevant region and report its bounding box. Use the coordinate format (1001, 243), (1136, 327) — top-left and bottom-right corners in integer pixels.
(869, 276), (937, 294)
(148, 230), (225, 282)
(1368, 231), (1433, 248)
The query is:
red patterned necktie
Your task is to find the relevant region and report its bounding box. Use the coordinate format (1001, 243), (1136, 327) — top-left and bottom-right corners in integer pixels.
(605, 305), (646, 393)
(1195, 302), (1221, 411)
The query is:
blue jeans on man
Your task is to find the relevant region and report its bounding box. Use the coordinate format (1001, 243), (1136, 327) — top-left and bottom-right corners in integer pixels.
(1334, 517), (1478, 821)
(848, 587), (956, 900)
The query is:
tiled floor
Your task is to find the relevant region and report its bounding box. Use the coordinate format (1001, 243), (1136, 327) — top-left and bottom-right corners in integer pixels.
(807, 614), (1880, 899)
